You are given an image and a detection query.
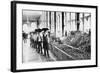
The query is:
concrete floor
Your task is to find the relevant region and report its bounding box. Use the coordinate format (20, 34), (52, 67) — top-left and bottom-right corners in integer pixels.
(22, 39), (56, 63)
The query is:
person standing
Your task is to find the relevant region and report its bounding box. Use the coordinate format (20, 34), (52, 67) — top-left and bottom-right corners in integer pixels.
(23, 32), (28, 43)
(37, 32), (42, 54)
(43, 31), (49, 57)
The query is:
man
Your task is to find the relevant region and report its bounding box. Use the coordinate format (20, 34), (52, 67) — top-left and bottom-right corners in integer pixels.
(37, 32), (42, 54)
(43, 31), (49, 57)
(23, 32), (27, 43)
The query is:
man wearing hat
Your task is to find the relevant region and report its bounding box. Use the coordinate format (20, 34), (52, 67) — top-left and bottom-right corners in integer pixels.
(37, 31), (42, 54)
(42, 29), (49, 57)
(35, 29), (43, 54)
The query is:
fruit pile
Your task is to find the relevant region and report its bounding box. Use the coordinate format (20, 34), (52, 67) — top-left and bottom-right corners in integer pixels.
(62, 31), (91, 53)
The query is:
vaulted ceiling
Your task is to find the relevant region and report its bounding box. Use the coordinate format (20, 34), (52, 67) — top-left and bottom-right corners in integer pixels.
(22, 10), (42, 22)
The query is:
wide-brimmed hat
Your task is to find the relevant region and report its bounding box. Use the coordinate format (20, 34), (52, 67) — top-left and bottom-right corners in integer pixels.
(35, 28), (42, 32)
(42, 28), (49, 32)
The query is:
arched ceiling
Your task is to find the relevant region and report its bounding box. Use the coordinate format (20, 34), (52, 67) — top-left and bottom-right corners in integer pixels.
(22, 10), (42, 22)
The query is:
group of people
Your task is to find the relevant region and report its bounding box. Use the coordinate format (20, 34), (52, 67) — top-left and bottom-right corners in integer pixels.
(23, 28), (50, 58)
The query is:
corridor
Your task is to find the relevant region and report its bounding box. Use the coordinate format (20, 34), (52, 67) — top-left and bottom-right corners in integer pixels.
(22, 39), (56, 63)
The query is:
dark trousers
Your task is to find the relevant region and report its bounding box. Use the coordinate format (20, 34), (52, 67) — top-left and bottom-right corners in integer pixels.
(38, 42), (42, 54)
(34, 41), (38, 51)
(30, 39), (34, 48)
(43, 44), (49, 57)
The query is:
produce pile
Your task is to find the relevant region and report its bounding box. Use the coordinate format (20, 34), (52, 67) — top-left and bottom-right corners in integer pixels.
(50, 31), (91, 60)
(62, 31), (91, 53)
(52, 43), (90, 60)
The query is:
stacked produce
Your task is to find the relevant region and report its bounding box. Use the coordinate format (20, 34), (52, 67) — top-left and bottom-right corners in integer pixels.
(50, 31), (91, 61)
(62, 31), (91, 53)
